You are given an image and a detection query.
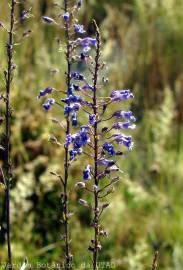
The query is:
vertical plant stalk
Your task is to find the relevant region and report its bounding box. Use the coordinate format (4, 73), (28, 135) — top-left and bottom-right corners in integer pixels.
(4, 0), (16, 269)
(92, 20), (101, 270)
(63, 0), (72, 268)
(151, 251), (159, 270)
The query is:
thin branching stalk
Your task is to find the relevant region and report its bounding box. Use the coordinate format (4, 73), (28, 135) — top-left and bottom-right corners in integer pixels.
(63, 0), (72, 268)
(151, 251), (159, 270)
(4, 0), (16, 269)
(92, 20), (101, 270)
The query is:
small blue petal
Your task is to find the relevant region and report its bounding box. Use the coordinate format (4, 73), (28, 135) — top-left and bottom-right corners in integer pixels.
(71, 72), (85, 81)
(83, 165), (92, 180)
(63, 12), (70, 22)
(72, 112), (78, 127)
(89, 114), (96, 125)
(103, 143), (116, 156)
(64, 106), (73, 115)
(74, 24), (85, 34)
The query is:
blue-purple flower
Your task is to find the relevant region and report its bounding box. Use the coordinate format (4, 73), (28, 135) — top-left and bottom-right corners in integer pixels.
(89, 114), (96, 125)
(71, 130), (90, 149)
(98, 159), (115, 167)
(110, 90), (134, 102)
(82, 84), (94, 91)
(67, 84), (74, 95)
(79, 130), (90, 146)
(42, 98), (55, 111)
(71, 72), (85, 81)
(103, 143), (116, 156)
(72, 112), (78, 127)
(83, 165), (92, 180)
(21, 10), (30, 21)
(64, 103), (81, 116)
(74, 24), (85, 34)
(112, 134), (134, 150)
(75, 37), (97, 52)
(38, 87), (54, 98)
(112, 122), (136, 130)
(63, 12), (70, 22)
(64, 106), (73, 115)
(69, 148), (82, 160)
(72, 103), (81, 111)
(65, 134), (72, 147)
(113, 111), (136, 122)
(62, 95), (83, 105)
(69, 149), (77, 160)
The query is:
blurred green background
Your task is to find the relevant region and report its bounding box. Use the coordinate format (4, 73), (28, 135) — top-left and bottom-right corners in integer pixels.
(1, 0), (183, 269)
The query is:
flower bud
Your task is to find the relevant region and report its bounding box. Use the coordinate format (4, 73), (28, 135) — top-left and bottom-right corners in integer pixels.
(75, 182), (86, 189)
(79, 199), (89, 207)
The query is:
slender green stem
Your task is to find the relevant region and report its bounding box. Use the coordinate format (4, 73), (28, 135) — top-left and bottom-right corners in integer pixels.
(4, 1), (16, 269)
(63, 0), (72, 269)
(92, 20), (101, 270)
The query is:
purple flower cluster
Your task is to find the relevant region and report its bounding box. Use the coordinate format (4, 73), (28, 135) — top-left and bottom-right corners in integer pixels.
(37, 0), (113, 266)
(61, 83), (84, 127)
(65, 126), (90, 160)
(78, 87), (136, 183)
(74, 37), (97, 53)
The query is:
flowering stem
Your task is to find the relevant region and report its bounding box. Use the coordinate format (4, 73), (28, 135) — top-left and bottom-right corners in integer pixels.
(4, 1), (16, 269)
(63, 0), (72, 268)
(92, 20), (101, 270)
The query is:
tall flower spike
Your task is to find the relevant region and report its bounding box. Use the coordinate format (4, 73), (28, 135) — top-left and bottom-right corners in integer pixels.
(3, 1), (17, 269)
(77, 20), (136, 270)
(37, 0), (95, 267)
(37, 1), (136, 267)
